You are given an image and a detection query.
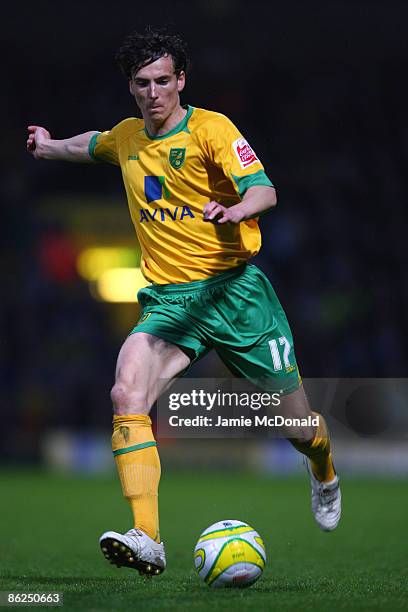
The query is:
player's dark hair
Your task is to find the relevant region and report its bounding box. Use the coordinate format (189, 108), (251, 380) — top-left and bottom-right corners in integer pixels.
(116, 26), (190, 79)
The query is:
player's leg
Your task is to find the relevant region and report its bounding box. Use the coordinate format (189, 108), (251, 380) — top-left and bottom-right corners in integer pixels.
(111, 330), (191, 414)
(111, 331), (190, 534)
(279, 386), (341, 531)
(211, 264), (341, 530)
(100, 332), (191, 575)
(272, 386), (341, 531)
(219, 357), (341, 530)
(279, 385), (335, 482)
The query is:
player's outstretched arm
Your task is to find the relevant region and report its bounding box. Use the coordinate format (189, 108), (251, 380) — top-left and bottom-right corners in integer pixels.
(27, 125), (99, 163)
(203, 186), (277, 224)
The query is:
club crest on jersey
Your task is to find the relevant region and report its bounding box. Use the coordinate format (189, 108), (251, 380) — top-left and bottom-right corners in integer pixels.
(232, 137), (258, 169)
(169, 148), (186, 169)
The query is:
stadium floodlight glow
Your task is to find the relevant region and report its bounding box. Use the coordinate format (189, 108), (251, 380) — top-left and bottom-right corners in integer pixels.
(77, 247), (140, 281)
(95, 267), (149, 302)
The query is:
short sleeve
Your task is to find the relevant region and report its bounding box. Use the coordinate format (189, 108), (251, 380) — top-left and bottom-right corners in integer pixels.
(203, 114), (274, 197)
(88, 129), (120, 165)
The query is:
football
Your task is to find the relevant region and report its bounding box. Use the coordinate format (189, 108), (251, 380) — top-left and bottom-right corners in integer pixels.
(193, 520), (266, 588)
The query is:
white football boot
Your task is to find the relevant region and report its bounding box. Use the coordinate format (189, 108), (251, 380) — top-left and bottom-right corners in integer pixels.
(99, 528), (166, 576)
(305, 458), (342, 531)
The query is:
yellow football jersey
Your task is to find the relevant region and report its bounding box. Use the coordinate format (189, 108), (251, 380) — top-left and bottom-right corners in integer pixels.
(89, 105), (273, 284)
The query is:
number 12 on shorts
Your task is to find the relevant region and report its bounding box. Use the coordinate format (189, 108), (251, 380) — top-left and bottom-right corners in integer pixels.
(268, 336), (292, 371)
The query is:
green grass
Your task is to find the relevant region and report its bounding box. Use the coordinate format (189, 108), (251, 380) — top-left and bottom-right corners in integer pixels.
(0, 470), (407, 611)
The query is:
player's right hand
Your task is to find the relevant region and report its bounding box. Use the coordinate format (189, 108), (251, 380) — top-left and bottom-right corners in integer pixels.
(27, 125), (51, 159)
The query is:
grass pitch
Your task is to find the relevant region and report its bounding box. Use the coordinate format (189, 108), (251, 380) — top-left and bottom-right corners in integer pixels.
(0, 469), (406, 611)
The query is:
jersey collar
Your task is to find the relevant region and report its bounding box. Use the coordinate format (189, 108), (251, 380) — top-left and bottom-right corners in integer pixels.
(144, 105), (193, 140)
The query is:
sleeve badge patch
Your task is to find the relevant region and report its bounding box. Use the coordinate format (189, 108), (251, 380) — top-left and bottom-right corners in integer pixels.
(232, 138), (259, 169)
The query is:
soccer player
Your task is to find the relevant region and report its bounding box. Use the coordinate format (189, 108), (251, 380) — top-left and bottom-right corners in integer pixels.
(27, 27), (341, 577)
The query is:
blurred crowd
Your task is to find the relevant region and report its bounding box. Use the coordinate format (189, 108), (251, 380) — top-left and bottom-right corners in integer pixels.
(1, 2), (407, 460)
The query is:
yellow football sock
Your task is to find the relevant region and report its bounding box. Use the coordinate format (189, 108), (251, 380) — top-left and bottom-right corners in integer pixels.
(290, 412), (336, 483)
(112, 414), (161, 542)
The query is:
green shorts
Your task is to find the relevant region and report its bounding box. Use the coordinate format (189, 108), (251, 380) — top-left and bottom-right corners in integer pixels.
(131, 264), (300, 394)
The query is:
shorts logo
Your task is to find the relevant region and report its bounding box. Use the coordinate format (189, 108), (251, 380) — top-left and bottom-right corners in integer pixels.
(144, 176), (170, 203)
(169, 148), (186, 169)
(138, 312), (152, 324)
(232, 138), (259, 169)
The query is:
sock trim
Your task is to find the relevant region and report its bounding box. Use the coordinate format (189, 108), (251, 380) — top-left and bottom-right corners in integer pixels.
(113, 441), (157, 456)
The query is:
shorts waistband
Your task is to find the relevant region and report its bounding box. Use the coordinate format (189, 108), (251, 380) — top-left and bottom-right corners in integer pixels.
(148, 264), (248, 295)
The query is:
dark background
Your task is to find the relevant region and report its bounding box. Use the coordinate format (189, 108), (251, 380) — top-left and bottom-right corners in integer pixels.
(2, 1), (408, 461)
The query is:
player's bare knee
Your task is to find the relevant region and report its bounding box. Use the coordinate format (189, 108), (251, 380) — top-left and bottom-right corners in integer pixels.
(110, 382), (149, 415)
(110, 382), (127, 409)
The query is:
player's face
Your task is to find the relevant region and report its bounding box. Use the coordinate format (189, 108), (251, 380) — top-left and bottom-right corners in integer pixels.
(129, 55), (185, 126)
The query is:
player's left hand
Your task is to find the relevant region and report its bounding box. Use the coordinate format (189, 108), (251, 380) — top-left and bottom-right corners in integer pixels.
(203, 201), (244, 224)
